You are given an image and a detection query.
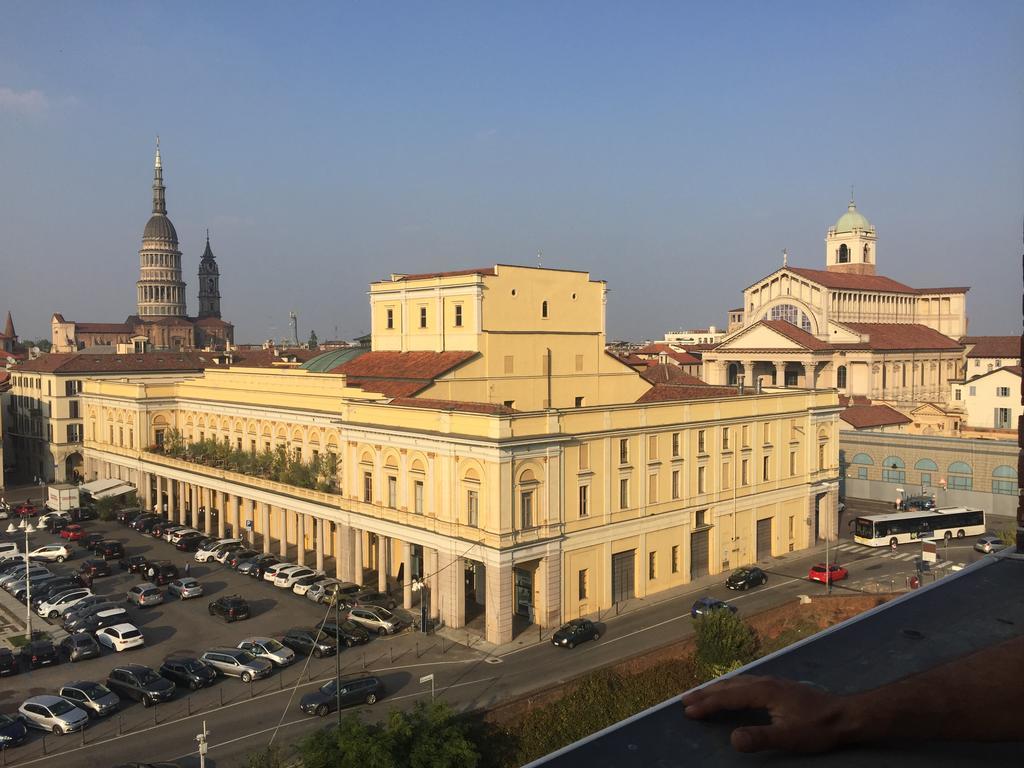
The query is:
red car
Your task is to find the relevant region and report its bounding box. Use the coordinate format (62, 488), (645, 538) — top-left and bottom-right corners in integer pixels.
(61, 524), (86, 541)
(15, 503), (36, 518)
(808, 563), (848, 584)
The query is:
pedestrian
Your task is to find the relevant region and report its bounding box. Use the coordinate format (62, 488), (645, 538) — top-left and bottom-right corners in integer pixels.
(184, 562), (191, 577)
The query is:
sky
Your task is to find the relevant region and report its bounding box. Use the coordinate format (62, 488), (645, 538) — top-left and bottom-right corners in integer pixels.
(1, 1), (1021, 344)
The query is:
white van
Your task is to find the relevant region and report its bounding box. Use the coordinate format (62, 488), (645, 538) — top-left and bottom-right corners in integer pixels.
(0, 542), (21, 561)
(194, 538), (243, 563)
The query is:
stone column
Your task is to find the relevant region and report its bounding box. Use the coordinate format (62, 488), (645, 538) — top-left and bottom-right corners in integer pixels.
(334, 523), (346, 579)
(378, 535), (389, 592)
(803, 360), (818, 389)
(438, 548), (466, 629)
(402, 540), (413, 610)
(178, 481), (187, 525)
(353, 528), (363, 585)
(278, 508), (288, 559)
(143, 472), (152, 513)
(774, 362), (786, 387)
(296, 513), (306, 567)
(230, 494), (240, 539)
(166, 479), (176, 523)
(426, 548), (440, 621)
(260, 503), (271, 554)
(485, 561), (513, 645)
(315, 517), (325, 572)
(739, 360), (755, 388)
(153, 475), (163, 515)
(537, 550), (562, 629)
(217, 490), (226, 538)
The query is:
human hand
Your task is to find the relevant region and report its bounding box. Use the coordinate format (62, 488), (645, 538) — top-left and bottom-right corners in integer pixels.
(681, 675), (855, 753)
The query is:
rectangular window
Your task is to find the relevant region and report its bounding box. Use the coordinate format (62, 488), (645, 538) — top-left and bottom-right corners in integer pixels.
(414, 481), (424, 514)
(578, 485), (589, 517)
(69, 400), (79, 419)
(697, 430), (706, 454)
(671, 432), (680, 457)
(695, 509), (706, 527)
(818, 443), (826, 471)
(128, 429), (133, 448)
(789, 451), (796, 476)
(466, 489), (479, 526)
(763, 421), (772, 443)
(948, 475), (972, 491)
(237, 437), (243, 451)
(697, 465), (706, 494)
(671, 469), (680, 499)
(387, 476), (397, 508)
(921, 472), (932, 487)
(762, 455), (770, 482)
(504, 355), (514, 374)
(741, 458), (749, 486)
(722, 462), (731, 490)
(881, 467), (905, 483)
(857, 466), (868, 480)
(648, 551), (657, 580)
(996, 387), (1010, 397)
(293, 446), (302, 462)
(119, 427), (124, 445)
(520, 490), (534, 528)
(619, 477), (629, 509)
(362, 471), (373, 503)
(994, 408), (1012, 429)
(648, 435), (658, 460)
(954, 389), (961, 401)
(250, 439), (256, 453)
(993, 478), (1017, 495)
(454, 304), (463, 327)
(619, 438), (629, 464)
(66, 424), (82, 442)
(575, 396), (584, 407)
(578, 443), (590, 471)
(671, 545), (679, 573)
(969, 386), (976, 396)
(648, 473), (658, 503)
(578, 569), (589, 600)
(108, 425), (113, 444)
(386, 308), (394, 329)
(722, 427), (731, 450)
(742, 425), (750, 447)
(419, 306), (427, 328)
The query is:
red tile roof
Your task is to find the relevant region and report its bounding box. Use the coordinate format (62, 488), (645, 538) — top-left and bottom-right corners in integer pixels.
(634, 343), (702, 365)
(964, 336), (1019, 359)
(785, 267), (917, 293)
(75, 322), (133, 333)
(839, 323), (963, 351)
(639, 364), (706, 386)
(14, 351), (217, 374)
(231, 348), (322, 367)
(334, 350), (477, 397)
(914, 286), (969, 295)
(838, 394), (872, 407)
(387, 267), (496, 282)
(636, 383), (742, 403)
(388, 397), (516, 414)
(759, 320), (832, 350)
(839, 404), (912, 429)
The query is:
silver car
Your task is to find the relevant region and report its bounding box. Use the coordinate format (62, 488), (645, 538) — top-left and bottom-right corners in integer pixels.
(238, 636), (296, 667)
(18, 695), (89, 734)
(974, 535), (1007, 554)
(199, 648), (273, 682)
(167, 577), (204, 599)
(58, 681), (120, 717)
(126, 583), (164, 607)
(347, 606), (403, 636)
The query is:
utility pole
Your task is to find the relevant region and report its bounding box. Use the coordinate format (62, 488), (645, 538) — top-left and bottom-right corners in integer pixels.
(196, 721), (209, 768)
(335, 594), (342, 726)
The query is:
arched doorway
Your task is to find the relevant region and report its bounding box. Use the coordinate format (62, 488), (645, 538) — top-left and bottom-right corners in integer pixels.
(64, 452), (83, 483)
(727, 363), (739, 386)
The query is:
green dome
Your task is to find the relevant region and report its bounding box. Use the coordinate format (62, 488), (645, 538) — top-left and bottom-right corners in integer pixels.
(833, 201), (873, 233)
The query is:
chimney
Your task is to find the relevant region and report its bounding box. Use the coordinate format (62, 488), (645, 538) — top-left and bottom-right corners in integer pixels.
(737, 374), (745, 395)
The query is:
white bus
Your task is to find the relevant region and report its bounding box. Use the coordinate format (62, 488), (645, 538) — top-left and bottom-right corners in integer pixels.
(853, 507), (986, 548)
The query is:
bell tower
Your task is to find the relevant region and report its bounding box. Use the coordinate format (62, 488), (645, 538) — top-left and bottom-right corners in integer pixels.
(825, 196), (877, 276)
(197, 230), (221, 319)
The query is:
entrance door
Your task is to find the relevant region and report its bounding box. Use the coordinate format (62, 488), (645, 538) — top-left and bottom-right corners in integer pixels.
(756, 518), (773, 561)
(814, 492), (826, 541)
(514, 568), (534, 618)
(611, 550), (635, 604)
(690, 529), (709, 579)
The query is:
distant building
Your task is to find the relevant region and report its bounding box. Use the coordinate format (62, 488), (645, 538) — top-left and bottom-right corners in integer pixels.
(961, 336), (1020, 377)
(0, 311), (27, 361)
(663, 326), (726, 346)
(52, 141), (234, 353)
(952, 366), (1021, 437)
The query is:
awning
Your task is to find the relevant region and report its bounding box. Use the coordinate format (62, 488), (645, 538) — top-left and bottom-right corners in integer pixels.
(80, 478), (124, 495)
(92, 483), (136, 500)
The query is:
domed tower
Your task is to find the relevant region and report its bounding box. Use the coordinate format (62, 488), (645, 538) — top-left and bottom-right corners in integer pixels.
(825, 196), (877, 276)
(197, 230), (221, 319)
(136, 139), (187, 317)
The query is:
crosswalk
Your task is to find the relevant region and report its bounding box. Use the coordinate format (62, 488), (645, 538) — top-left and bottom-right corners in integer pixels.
(831, 541), (960, 569)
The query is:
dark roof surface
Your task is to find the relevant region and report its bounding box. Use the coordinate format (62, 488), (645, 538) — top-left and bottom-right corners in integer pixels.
(335, 350), (477, 397)
(839, 323), (963, 351)
(15, 351), (214, 374)
(839, 404), (913, 429)
(964, 336), (1019, 359)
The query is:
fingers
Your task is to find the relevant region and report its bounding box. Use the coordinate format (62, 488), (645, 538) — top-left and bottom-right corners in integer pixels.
(731, 725), (781, 753)
(682, 675), (779, 718)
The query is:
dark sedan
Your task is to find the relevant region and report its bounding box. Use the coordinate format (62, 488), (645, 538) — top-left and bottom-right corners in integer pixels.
(551, 619), (600, 649)
(106, 665), (175, 707)
(158, 657), (218, 690)
(20, 638), (59, 669)
(175, 533), (207, 552)
(227, 549), (258, 569)
(82, 533), (106, 551)
(0, 712), (28, 747)
(318, 619), (370, 647)
(299, 676), (383, 716)
(0, 647), (17, 676)
(690, 597), (737, 618)
(120, 555), (148, 573)
(79, 559), (112, 578)
(60, 632), (102, 662)
(281, 627), (337, 658)
(726, 567), (768, 591)
(353, 590), (397, 610)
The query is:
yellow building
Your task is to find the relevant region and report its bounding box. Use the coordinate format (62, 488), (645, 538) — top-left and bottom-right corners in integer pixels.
(81, 266), (841, 645)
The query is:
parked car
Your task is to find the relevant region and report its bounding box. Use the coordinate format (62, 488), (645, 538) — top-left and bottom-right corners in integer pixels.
(195, 538), (242, 563)
(226, 548), (258, 569)
(808, 563), (848, 584)
(168, 527), (200, 544)
(208, 595), (250, 622)
(237, 554), (276, 575)
(261, 562), (296, 582)
(0, 712), (28, 746)
(353, 589), (398, 611)
(58, 681), (120, 717)
(268, 564), (304, 584)
(251, 558), (282, 579)
(292, 573), (330, 596)
(975, 536), (1007, 554)
(200, 647), (273, 682)
(275, 567), (321, 589)
(899, 495), (936, 512)
(726, 567), (768, 591)
(32, 577), (83, 605)
(299, 676), (383, 717)
(551, 619), (600, 649)
(97, 540), (125, 560)
(82, 533), (106, 551)
(106, 665), (175, 707)
(175, 533), (207, 552)
(18, 695), (88, 734)
(45, 517), (71, 535)
(60, 632), (102, 662)
(280, 627), (337, 658)
(63, 602), (119, 631)
(0, 565), (49, 590)
(318, 619), (370, 647)
(38, 588), (93, 618)
(79, 559), (112, 578)
(237, 636), (296, 667)
(69, 506), (97, 522)
(120, 554), (149, 573)
(690, 597), (738, 618)
(38, 510), (70, 527)
(305, 578), (345, 604)
(20, 637), (59, 669)
(127, 583), (164, 607)
(158, 656), (218, 690)
(78, 607), (131, 634)
(14, 503), (37, 518)
(167, 577), (203, 599)
(116, 508), (144, 524)
(347, 606), (403, 636)
(143, 561), (179, 586)
(61, 525), (87, 542)
(96, 623), (145, 652)
(27, 544), (72, 563)
(135, 518), (162, 534)
(0, 647), (19, 676)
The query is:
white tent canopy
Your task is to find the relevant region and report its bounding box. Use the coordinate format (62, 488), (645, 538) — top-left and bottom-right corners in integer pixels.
(80, 478), (136, 500)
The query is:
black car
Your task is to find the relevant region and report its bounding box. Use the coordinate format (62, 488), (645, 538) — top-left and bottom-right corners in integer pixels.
(46, 517), (70, 534)
(353, 590), (398, 611)
(726, 567), (768, 591)
(175, 533), (206, 552)
(158, 657), (218, 690)
(78, 607), (130, 634)
(208, 595), (250, 622)
(690, 597), (738, 618)
(69, 506), (98, 522)
(63, 602), (119, 632)
(20, 637), (59, 669)
(96, 540), (125, 560)
(551, 619), (600, 649)
(252, 559), (281, 579)
(144, 560), (179, 586)
(281, 627), (337, 658)
(0, 712), (28, 747)
(0, 647), (17, 676)
(120, 554), (148, 573)
(135, 518), (162, 534)
(82, 533), (106, 551)
(106, 665), (175, 707)
(79, 558), (112, 578)
(32, 577), (83, 605)
(226, 549), (258, 569)
(60, 632), (102, 662)
(127, 514), (157, 530)
(318, 619), (370, 647)
(299, 676), (384, 716)
(116, 508), (144, 525)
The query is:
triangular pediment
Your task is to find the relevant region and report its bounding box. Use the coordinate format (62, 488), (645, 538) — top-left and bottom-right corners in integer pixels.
(827, 321), (864, 344)
(717, 322), (805, 351)
(910, 402), (948, 416)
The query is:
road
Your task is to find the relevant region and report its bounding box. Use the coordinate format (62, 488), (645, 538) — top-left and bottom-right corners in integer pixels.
(0, 501), (989, 768)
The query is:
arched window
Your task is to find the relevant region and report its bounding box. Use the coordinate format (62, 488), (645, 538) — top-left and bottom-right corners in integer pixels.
(767, 303), (812, 332)
(863, 244), (870, 263)
(881, 455), (905, 483)
(838, 244), (849, 263)
(948, 461), (973, 490)
(851, 453), (874, 465)
(848, 452), (872, 480)
(915, 457), (937, 486)
(836, 365), (847, 389)
(993, 465), (1018, 495)
(727, 363), (738, 386)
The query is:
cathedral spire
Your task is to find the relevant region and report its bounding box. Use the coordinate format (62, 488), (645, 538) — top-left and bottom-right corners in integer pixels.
(3, 310), (15, 339)
(152, 136), (166, 215)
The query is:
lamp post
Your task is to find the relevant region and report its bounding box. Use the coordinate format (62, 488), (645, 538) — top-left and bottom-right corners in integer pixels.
(6, 521), (35, 639)
(411, 578), (429, 633)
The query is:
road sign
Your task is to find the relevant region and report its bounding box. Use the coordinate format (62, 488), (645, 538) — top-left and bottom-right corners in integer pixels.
(420, 673), (435, 702)
(921, 541), (937, 563)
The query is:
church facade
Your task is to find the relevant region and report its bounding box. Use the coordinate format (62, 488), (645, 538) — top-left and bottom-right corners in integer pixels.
(52, 141), (233, 353)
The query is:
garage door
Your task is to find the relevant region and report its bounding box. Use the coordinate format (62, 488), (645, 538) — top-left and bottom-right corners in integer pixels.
(611, 550), (635, 604)
(756, 518), (773, 561)
(690, 529), (709, 580)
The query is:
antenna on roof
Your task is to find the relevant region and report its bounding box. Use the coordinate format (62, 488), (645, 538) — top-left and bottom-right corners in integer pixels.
(537, 250), (543, 268)
(782, 248), (788, 267)
(850, 184), (855, 204)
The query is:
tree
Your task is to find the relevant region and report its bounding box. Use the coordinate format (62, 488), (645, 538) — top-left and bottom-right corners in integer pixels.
(308, 330), (319, 349)
(32, 339), (52, 352)
(693, 609), (759, 679)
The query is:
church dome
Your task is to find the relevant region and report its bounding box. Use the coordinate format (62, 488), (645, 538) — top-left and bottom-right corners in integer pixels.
(833, 201), (873, 233)
(143, 213), (178, 243)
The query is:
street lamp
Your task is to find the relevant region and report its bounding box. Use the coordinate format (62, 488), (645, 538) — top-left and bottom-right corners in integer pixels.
(6, 520), (35, 639)
(411, 577), (430, 634)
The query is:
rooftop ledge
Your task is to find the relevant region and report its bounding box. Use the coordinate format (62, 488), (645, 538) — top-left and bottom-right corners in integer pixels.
(532, 550), (1024, 767)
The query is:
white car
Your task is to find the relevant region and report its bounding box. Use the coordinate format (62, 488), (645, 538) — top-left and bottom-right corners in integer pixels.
(168, 528), (200, 544)
(1, 565), (50, 590)
(292, 574), (329, 596)
(304, 578), (342, 603)
(95, 623), (145, 652)
(274, 567), (319, 589)
(237, 636), (296, 667)
(28, 544), (72, 563)
(37, 511), (71, 527)
(194, 538), (243, 563)
(18, 695), (89, 734)
(262, 562), (296, 583)
(37, 588), (92, 619)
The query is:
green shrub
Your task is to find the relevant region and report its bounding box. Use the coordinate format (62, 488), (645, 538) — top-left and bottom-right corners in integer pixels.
(693, 610), (759, 680)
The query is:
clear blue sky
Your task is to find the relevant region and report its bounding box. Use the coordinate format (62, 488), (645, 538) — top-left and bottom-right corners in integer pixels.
(1, 1), (1021, 343)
